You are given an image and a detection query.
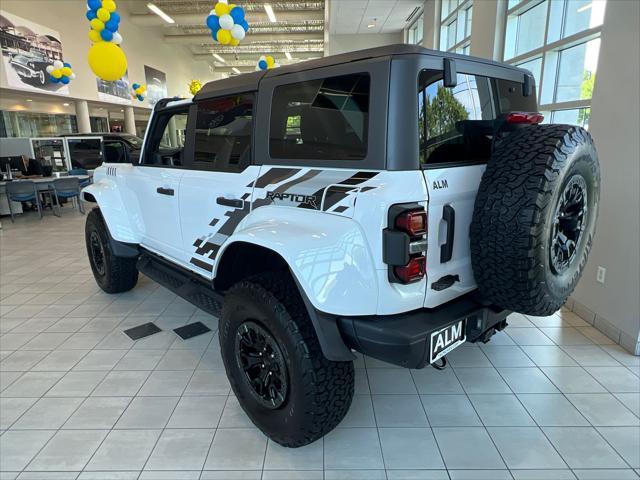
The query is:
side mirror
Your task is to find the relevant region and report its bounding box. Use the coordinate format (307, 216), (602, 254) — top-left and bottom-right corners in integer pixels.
(443, 58), (457, 88)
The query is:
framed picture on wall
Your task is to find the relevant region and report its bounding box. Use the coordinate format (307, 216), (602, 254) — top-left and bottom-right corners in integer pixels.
(0, 10), (70, 95)
(144, 65), (167, 106)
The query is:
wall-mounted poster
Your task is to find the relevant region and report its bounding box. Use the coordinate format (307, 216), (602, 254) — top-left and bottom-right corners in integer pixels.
(97, 71), (131, 105)
(0, 10), (69, 94)
(144, 65), (168, 106)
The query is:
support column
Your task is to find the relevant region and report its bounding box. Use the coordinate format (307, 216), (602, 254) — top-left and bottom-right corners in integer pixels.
(124, 106), (136, 135)
(74, 100), (91, 133)
(469, 0), (507, 61)
(423, 0), (440, 50)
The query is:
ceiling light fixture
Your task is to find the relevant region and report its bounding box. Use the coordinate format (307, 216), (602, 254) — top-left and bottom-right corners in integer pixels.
(367, 19), (377, 28)
(212, 53), (226, 63)
(63, 103), (70, 106)
(576, 3), (592, 13)
(147, 3), (175, 24)
(285, 52), (292, 60)
(232, 67), (241, 74)
(264, 4), (277, 23)
(26, 99), (33, 102)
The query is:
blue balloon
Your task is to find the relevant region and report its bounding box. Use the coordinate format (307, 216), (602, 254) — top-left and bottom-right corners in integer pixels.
(87, 0), (102, 11)
(61, 76), (70, 84)
(206, 14), (219, 31)
(137, 95), (144, 101)
(210, 27), (220, 40)
(230, 7), (245, 23)
(86, 10), (97, 21)
(240, 19), (249, 32)
(105, 18), (119, 32)
(258, 59), (267, 70)
(109, 11), (120, 24)
(132, 83), (140, 90)
(63, 62), (71, 68)
(100, 29), (113, 41)
(50, 76), (59, 83)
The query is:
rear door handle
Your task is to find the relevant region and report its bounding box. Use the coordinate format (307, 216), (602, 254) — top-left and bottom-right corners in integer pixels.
(156, 187), (174, 196)
(440, 204), (455, 263)
(216, 196), (244, 208)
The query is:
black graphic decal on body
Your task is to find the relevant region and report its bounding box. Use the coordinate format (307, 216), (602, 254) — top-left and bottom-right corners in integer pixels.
(253, 168), (300, 188)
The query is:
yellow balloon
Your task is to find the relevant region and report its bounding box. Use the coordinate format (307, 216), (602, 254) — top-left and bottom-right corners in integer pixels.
(216, 28), (231, 45)
(214, 2), (229, 16)
(88, 41), (127, 81)
(266, 56), (274, 67)
(229, 37), (240, 46)
(88, 29), (102, 43)
(139, 85), (147, 92)
(103, 0), (117, 13)
(51, 69), (62, 79)
(229, 4), (236, 10)
(90, 19), (105, 31)
(135, 87), (143, 95)
(61, 67), (72, 77)
(97, 7), (110, 22)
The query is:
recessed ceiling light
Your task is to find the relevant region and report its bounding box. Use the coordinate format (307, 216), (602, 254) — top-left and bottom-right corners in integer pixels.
(147, 2), (175, 24)
(212, 53), (226, 63)
(26, 99), (33, 102)
(367, 21), (376, 28)
(63, 103), (70, 106)
(120, 109), (124, 112)
(232, 67), (241, 74)
(285, 52), (292, 60)
(264, 4), (277, 23)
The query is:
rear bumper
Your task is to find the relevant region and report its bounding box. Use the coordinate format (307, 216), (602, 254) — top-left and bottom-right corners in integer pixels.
(337, 293), (509, 368)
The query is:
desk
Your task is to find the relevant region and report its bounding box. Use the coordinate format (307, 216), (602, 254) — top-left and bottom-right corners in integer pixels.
(0, 175), (90, 216)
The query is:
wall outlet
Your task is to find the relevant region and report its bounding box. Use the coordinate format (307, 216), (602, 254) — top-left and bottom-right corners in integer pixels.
(596, 266), (606, 284)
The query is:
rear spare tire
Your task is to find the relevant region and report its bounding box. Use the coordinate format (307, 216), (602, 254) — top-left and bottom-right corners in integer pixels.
(470, 124), (600, 316)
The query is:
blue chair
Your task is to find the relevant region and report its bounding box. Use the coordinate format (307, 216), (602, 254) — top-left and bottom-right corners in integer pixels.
(68, 168), (90, 188)
(50, 177), (84, 216)
(5, 180), (42, 222)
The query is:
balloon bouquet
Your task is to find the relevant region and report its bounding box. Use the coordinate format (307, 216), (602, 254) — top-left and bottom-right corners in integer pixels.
(86, 0), (128, 81)
(131, 83), (146, 102)
(47, 61), (76, 85)
(256, 55), (279, 70)
(206, 2), (249, 46)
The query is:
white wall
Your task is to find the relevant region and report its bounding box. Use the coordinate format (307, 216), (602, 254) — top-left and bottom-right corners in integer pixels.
(0, 0), (212, 105)
(326, 32), (403, 56)
(570, 0), (640, 354)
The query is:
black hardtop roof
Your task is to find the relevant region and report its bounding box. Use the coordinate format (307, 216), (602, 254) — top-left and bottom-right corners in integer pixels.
(195, 44), (529, 100)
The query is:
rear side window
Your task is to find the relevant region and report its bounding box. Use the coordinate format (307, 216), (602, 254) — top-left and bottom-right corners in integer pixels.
(270, 73), (370, 160)
(193, 94), (254, 172)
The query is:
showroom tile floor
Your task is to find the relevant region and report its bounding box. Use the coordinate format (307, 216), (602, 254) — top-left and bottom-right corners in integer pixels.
(1, 211), (639, 480)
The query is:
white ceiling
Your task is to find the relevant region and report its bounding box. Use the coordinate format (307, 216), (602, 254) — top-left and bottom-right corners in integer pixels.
(329, 0), (423, 34)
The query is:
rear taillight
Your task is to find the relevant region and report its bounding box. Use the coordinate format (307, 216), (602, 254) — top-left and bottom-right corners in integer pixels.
(394, 256), (425, 284)
(506, 112), (544, 124)
(383, 203), (428, 284)
(395, 210), (427, 236)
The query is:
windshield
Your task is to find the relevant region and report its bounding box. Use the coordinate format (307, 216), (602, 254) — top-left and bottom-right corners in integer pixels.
(120, 134), (144, 148)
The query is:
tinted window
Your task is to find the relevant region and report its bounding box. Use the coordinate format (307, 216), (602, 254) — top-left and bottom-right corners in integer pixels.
(142, 108), (188, 167)
(418, 71), (495, 166)
(270, 73), (370, 160)
(103, 141), (127, 163)
(193, 94), (253, 172)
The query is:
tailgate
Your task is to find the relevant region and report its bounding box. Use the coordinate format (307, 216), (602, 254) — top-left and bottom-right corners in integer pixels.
(422, 165), (485, 308)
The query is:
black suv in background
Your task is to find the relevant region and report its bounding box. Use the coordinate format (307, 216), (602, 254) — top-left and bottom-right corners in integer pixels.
(60, 133), (143, 169)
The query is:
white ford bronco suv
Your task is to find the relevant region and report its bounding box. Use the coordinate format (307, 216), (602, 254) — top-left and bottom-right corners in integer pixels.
(83, 45), (599, 447)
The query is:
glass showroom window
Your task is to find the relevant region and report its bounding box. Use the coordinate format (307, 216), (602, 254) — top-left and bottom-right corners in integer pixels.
(0, 111), (78, 138)
(407, 12), (424, 45)
(504, 0), (606, 129)
(440, 0), (472, 54)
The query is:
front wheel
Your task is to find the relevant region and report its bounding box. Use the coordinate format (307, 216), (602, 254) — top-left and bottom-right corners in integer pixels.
(85, 209), (138, 294)
(219, 272), (354, 447)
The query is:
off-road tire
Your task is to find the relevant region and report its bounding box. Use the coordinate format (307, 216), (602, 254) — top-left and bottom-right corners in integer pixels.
(219, 272), (354, 447)
(85, 209), (138, 294)
(470, 124), (600, 316)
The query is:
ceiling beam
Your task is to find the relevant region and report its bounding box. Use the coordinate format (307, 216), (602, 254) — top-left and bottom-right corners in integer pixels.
(130, 11), (324, 27)
(164, 32), (324, 44)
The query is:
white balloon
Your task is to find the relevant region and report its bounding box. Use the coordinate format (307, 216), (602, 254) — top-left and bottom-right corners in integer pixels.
(259, 55), (266, 62)
(46, 65), (54, 73)
(70, 73), (76, 79)
(53, 60), (64, 70)
(219, 14), (234, 30)
(231, 24), (245, 40)
(112, 32), (123, 44)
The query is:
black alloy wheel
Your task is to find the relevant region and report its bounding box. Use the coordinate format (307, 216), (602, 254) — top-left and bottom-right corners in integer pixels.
(89, 230), (106, 276)
(235, 320), (289, 409)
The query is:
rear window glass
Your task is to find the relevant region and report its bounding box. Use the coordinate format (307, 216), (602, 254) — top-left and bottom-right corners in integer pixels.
(270, 73), (370, 160)
(418, 70), (537, 166)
